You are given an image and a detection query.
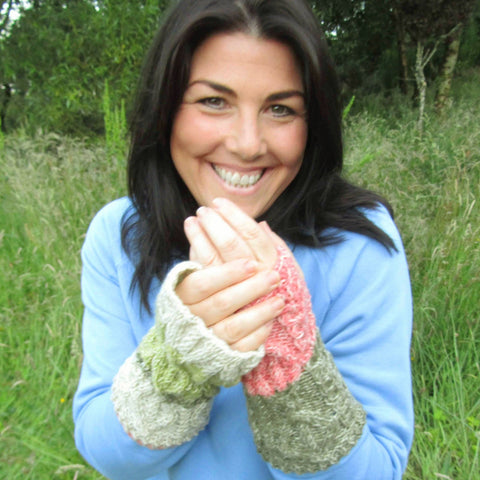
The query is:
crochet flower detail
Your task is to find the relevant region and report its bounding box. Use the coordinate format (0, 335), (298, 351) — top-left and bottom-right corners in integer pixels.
(242, 246), (316, 396)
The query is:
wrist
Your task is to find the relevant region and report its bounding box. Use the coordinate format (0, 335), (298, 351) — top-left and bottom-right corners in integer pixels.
(243, 246), (316, 395)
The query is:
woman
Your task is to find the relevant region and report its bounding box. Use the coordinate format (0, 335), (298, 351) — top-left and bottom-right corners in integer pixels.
(73, 0), (413, 478)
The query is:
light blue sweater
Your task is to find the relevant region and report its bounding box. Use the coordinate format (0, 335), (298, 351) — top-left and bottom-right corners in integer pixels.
(73, 197), (413, 480)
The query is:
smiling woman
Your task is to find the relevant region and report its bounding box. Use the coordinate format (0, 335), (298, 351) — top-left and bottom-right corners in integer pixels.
(73, 1), (414, 479)
(170, 33), (307, 219)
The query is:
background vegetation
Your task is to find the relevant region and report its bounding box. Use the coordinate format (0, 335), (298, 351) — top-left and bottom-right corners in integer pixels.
(1, 0), (480, 135)
(0, 0), (479, 479)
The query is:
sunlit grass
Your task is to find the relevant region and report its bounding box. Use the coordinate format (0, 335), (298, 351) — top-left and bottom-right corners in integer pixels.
(1, 133), (124, 479)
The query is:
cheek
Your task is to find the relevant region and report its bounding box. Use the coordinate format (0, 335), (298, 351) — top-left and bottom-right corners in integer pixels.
(171, 108), (222, 156)
(274, 124), (307, 168)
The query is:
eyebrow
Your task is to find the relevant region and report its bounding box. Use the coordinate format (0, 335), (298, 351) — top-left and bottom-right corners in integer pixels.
(188, 80), (305, 102)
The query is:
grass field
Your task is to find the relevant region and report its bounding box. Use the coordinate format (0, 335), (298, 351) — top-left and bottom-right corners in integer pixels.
(1, 69), (479, 479)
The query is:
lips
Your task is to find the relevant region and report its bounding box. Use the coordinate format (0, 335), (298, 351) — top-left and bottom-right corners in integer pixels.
(213, 165), (264, 188)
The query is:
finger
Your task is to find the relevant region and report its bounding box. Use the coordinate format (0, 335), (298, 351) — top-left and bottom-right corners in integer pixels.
(196, 206), (254, 263)
(212, 198), (277, 268)
(211, 295), (284, 350)
(260, 221), (288, 249)
(260, 221), (305, 280)
(184, 216), (222, 266)
(230, 322), (274, 352)
(189, 245), (199, 263)
(188, 269), (281, 327)
(176, 258), (259, 305)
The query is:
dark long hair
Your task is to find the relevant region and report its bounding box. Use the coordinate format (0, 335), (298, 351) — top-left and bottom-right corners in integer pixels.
(122, 0), (396, 310)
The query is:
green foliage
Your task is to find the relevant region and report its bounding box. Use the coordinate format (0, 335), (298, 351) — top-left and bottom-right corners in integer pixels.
(0, 0), (166, 136)
(342, 95), (355, 121)
(0, 1), (20, 35)
(1, 0), (480, 134)
(0, 115), (4, 152)
(312, 0), (399, 92)
(393, 0), (476, 42)
(103, 80), (127, 162)
(0, 130), (126, 478)
(459, 0), (480, 67)
(0, 68), (479, 479)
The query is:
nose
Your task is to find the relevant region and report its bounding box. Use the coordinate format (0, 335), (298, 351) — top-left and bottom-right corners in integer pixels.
(225, 111), (267, 161)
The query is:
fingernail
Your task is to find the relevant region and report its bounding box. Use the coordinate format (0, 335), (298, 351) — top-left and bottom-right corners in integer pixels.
(271, 296), (285, 311)
(196, 206), (208, 216)
(243, 259), (258, 274)
(261, 221), (272, 233)
(184, 216), (196, 229)
(212, 198), (227, 208)
(266, 270), (280, 287)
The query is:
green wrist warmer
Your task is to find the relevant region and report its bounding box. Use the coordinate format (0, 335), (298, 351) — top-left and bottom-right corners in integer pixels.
(245, 334), (366, 473)
(138, 261), (264, 399)
(112, 261), (264, 449)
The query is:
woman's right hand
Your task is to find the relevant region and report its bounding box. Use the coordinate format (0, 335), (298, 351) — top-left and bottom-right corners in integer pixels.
(175, 258), (284, 352)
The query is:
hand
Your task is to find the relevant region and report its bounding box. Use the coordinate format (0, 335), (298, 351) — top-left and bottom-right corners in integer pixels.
(186, 197), (279, 269)
(176, 258), (284, 352)
(187, 197), (304, 278)
(176, 198), (285, 352)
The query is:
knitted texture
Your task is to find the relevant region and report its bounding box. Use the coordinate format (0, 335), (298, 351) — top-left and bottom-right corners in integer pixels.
(112, 260), (264, 448)
(112, 353), (213, 448)
(242, 246), (316, 396)
(245, 335), (367, 473)
(138, 261), (264, 393)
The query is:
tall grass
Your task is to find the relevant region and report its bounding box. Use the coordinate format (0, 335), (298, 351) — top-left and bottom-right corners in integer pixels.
(344, 70), (480, 479)
(1, 69), (479, 479)
(0, 133), (125, 479)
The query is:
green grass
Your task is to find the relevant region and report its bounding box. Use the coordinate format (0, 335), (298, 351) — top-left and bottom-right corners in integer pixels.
(1, 70), (479, 479)
(0, 134), (124, 479)
(344, 69), (480, 479)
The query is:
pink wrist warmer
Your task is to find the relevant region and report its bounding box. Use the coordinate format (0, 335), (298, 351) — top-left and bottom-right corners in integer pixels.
(242, 246), (316, 396)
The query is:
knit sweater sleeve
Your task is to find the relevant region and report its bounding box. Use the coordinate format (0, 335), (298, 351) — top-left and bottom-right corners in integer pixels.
(111, 261), (264, 449)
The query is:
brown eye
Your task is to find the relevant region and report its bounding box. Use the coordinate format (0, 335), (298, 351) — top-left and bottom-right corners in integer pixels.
(269, 105), (295, 117)
(200, 97), (226, 109)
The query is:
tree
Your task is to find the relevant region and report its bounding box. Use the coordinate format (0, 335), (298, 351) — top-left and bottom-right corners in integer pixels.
(311, 1), (403, 96)
(1, 1), (15, 34)
(0, 0), (168, 135)
(393, 0), (476, 130)
(0, 0), (20, 131)
(435, 0), (480, 111)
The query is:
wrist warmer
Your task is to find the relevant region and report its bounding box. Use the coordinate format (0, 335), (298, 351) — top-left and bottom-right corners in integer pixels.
(243, 248), (366, 473)
(112, 261), (264, 449)
(243, 246), (317, 395)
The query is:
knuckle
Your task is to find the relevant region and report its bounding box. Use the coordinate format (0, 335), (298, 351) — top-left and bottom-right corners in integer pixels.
(210, 293), (233, 316)
(202, 251), (219, 267)
(218, 235), (242, 255)
(223, 318), (242, 343)
(242, 225), (261, 242)
(194, 249), (219, 268)
(193, 279), (213, 298)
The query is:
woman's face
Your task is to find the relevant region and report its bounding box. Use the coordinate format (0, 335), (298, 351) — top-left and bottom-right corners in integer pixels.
(170, 32), (307, 218)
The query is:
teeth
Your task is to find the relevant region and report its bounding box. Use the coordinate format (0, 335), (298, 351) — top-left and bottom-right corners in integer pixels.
(214, 166), (262, 188)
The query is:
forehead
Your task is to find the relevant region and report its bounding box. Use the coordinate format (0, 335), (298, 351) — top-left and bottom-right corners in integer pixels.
(188, 32), (303, 90)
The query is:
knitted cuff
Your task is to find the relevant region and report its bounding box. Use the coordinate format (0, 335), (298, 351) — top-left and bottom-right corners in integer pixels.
(245, 334), (366, 473)
(112, 261), (264, 448)
(243, 246), (316, 396)
(112, 353), (213, 448)
(139, 261), (265, 397)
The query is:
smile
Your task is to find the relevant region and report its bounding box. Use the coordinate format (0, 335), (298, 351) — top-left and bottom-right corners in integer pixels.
(213, 165), (263, 188)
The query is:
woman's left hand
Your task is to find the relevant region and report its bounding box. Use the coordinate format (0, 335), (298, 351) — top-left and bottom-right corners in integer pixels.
(184, 197), (279, 270)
